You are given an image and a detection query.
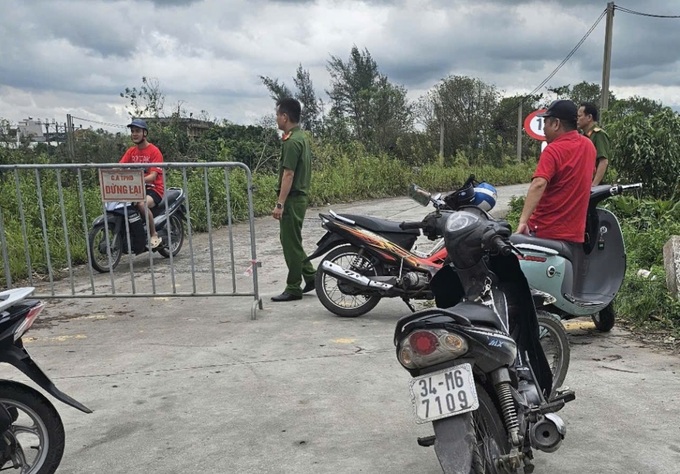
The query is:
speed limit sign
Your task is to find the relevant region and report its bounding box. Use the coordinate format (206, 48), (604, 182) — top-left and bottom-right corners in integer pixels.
(523, 109), (548, 141)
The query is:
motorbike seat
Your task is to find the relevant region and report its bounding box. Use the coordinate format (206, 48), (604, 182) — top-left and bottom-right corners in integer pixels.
(446, 301), (505, 332)
(154, 188), (182, 214)
(509, 234), (578, 263)
(339, 214), (421, 236)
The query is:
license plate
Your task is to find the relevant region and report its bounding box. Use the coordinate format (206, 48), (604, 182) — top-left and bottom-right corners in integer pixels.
(409, 363), (479, 423)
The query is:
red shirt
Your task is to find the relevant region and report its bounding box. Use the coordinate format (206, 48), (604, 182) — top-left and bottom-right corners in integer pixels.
(119, 143), (164, 198)
(528, 130), (595, 242)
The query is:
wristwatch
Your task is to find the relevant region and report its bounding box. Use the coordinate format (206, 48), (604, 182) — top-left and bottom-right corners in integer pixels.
(276, 202), (283, 209)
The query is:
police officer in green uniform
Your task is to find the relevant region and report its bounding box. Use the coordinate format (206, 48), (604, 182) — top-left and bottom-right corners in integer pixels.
(271, 98), (316, 302)
(577, 102), (611, 186)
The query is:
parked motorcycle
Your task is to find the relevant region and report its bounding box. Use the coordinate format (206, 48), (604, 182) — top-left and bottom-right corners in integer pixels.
(0, 287), (92, 473)
(511, 183), (642, 332)
(306, 185), (458, 317)
(89, 187), (187, 273)
(394, 207), (575, 473)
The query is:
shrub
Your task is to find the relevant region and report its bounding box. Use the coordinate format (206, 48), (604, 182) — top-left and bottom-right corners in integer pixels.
(609, 108), (680, 199)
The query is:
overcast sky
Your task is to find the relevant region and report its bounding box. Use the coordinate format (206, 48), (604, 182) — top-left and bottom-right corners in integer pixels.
(2, 0), (679, 131)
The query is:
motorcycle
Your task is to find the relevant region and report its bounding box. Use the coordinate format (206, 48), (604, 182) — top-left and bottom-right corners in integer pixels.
(88, 187), (187, 273)
(511, 183), (643, 332)
(306, 185), (458, 318)
(0, 287), (92, 473)
(394, 206), (575, 473)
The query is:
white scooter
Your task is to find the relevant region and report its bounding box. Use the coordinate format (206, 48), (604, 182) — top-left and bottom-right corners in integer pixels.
(510, 183), (642, 332)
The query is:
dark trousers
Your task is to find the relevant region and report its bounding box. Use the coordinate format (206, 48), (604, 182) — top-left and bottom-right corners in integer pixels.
(279, 195), (315, 296)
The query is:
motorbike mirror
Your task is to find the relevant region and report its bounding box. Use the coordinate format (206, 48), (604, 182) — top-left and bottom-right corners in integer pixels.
(409, 184), (432, 206)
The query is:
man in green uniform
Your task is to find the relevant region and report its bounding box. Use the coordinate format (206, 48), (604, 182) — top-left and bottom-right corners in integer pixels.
(577, 102), (611, 186)
(271, 98), (316, 302)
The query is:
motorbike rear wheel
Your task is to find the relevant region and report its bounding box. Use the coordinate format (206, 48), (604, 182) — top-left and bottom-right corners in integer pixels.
(89, 224), (122, 273)
(471, 385), (510, 474)
(591, 303), (616, 332)
(537, 311), (570, 398)
(315, 245), (382, 317)
(158, 214), (184, 258)
(0, 381), (65, 474)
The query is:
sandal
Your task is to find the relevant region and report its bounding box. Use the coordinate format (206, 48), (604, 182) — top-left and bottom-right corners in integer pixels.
(149, 236), (162, 249)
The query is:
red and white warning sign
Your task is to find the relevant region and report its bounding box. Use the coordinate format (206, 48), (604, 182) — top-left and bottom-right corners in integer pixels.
(523, 109), (548, 141)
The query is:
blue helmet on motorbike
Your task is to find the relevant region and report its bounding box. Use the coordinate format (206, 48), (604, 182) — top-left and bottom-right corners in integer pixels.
(472, 182), (497, 212)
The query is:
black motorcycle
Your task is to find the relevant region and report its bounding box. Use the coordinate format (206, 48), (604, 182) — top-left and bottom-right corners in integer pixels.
(394, 207), (574, 473)
(0, 287), (92, 473)
(88, 187), (187, 273)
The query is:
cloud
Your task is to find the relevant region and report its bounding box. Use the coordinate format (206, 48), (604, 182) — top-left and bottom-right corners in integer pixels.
(1, 0), (679, 129)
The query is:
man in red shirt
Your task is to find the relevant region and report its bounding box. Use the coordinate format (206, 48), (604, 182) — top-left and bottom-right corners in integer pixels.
(119, 119), (164, 249)
(516, 100), (595, 242)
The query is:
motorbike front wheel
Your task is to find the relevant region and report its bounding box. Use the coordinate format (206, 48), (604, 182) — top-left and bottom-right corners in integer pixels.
(0, 381), (66, 474)
(591, 303), (616, 332)
(88, 224), (122, 273)
(158, 214), (184, 258)
(315, 245), (382, 317)
(537, 311), (571, 398)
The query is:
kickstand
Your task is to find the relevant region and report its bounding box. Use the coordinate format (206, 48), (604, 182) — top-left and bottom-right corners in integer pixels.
(403, 298), (416, 313)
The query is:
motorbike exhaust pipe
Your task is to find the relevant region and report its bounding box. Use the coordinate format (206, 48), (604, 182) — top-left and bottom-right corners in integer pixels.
(529, 413), (566, 453)
(321, 261), (394, 291)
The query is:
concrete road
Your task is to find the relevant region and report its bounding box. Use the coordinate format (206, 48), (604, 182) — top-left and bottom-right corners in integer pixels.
(3, 184), (680, 474)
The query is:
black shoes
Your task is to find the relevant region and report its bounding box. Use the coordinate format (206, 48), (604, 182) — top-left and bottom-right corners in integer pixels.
(271, 292), (302, 302)
(271, 278), (315, 302)
(302, 280), (315, 294)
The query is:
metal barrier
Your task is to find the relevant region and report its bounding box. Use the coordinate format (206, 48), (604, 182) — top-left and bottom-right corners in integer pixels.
(0, 162), (263, 319)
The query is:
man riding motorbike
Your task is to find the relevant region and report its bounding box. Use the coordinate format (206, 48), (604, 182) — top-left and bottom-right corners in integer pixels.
(119, 118), (165, 249)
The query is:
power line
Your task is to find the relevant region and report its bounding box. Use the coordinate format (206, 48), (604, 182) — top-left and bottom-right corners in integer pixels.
(524, 8), (607, 99)
(614, 5), (680, 19)
(70, 115), (127, 129)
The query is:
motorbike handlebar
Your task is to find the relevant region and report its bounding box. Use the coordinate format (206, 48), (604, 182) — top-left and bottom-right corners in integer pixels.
(490, 235), (513, 256)
(399, 221), (427, 230)
(611, 183), (643, 195)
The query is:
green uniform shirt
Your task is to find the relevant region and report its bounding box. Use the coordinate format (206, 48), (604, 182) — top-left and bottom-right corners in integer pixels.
(584, 122), (611, 166)
(277, 126), (312, 196)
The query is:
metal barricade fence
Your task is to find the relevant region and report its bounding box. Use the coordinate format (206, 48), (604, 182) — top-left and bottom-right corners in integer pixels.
(0, 162), (263, 319)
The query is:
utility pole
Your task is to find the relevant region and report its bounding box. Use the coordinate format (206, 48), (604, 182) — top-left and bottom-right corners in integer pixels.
(439, 122), (444, 165)
(516, 102), (523, 162)
(601, 2), (615, 111)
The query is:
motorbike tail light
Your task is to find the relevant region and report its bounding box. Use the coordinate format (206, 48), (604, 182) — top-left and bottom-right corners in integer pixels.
(398, 329), (469, 370)
(409, 331), (438, 355)
(14, 302), (45, 342)
(441, 333), (468, 354)
(398, 347), (414, 368)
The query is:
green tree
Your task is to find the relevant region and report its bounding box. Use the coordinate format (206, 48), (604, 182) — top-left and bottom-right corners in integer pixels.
(326, 46), (411, 153)
(260, 65), (322, 134)
(417, 76), (499, 162)
(293, 64), (322, 134)
(490, 94), (543, 162)
(547, 81), (615, 108)
(259, 76), (293, 102)
(120, 76), (166, 118)
(604, 95), (667, 124)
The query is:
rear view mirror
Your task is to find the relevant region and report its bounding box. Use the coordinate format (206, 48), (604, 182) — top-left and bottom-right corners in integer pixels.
(409, 184), (431, 206)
